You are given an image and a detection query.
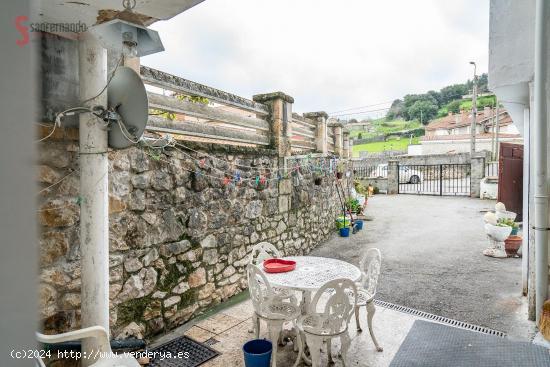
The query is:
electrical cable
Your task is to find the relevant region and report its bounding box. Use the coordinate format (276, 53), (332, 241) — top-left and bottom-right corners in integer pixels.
(329, 106), (391, 118)
(37, 170), (78, 195)
(328, 100), (394, 115)
(81, 53), (124, 105)
(36, 107), (93, 142)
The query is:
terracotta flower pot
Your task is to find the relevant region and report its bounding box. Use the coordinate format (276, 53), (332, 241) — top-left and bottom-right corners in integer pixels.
(504, 235), (522, 257)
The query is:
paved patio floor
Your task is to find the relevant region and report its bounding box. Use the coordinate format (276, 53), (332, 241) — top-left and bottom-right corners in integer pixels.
(152, 298), (423, 367)
(310, 194), (536, 340)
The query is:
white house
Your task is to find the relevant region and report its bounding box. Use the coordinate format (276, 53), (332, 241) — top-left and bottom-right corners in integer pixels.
(418, 108), (523, 155)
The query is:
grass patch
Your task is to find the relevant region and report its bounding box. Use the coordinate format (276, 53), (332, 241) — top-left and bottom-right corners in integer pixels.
(352, 137), (419, 156)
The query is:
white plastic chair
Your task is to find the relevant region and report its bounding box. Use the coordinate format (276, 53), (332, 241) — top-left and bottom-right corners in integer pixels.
(247, 263), (303, 367)
(297, 278), (357, 367)
(36, 326), (140, 367)
(351, 248), (383, 352)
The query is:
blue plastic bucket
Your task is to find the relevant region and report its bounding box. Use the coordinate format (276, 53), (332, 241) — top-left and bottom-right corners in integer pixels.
(355, 220), (363, 230)
(340, 227), (350, 237)
(243, 339), (272, 367)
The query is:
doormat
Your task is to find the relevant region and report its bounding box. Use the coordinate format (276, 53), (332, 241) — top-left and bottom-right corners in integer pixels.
(148, 336), (220, 367)
(389, 320), (550, 367)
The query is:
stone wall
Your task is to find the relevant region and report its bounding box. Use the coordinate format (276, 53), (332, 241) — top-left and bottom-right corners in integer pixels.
(37, 129), (342, 340)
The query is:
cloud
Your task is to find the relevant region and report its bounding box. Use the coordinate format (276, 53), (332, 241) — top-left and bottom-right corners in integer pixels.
(142, 0), (489, 118)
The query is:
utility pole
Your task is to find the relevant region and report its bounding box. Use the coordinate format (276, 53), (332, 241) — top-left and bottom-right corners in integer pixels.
(469, 61), (477, 157)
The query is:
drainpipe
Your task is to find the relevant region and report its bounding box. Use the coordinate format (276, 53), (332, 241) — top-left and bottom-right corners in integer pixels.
(534, 0), (549, 325)
(78, 32), (110, 365)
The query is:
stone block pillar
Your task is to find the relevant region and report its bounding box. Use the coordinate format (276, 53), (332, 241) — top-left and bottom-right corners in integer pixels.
(254, 92), (295, 215)
(330, 122), (344, 158)
(253, 92), (294, 158)
(387, 160), (399, 195)
(304, 111), (328, 156)
(343, 131), (351, 159)
(470, 154), (486, 198)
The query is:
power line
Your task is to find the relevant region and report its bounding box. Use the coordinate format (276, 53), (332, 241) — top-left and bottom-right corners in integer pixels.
(328, 100), (394, 115)
(330, 106), (391, 117)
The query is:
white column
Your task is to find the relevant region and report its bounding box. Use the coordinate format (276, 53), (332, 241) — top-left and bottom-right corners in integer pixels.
(522, 107), (530, 296)
(78, 32), (110, 365)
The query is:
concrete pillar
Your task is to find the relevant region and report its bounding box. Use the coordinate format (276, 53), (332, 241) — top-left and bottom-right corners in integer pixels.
(304, 111), (328, 156)
(470, 154), (486, 198)
(343, 131), (351, 159)
(331, 123), (344, 157)
(387, 160), (399, 195)
(78, 33), (110, 365)
(253, 92), (294, 157)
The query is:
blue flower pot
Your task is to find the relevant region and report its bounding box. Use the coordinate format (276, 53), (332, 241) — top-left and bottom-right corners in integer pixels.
(243, 339), (272, 367)
(355, 220), (363, 230)
(340, 227), (350, 237)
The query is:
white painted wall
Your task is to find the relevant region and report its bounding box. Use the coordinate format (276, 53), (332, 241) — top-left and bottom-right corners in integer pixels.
(421, 137), (524, 155)
(489, 0), (550, 320)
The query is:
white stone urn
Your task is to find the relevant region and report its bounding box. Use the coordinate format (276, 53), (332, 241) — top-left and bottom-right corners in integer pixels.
(495, 210), (517, 222)
(483, 223), (513, 258)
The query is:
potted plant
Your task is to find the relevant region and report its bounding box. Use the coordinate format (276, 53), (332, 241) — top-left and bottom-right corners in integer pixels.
(498, 218), (519, 236)
(346, 198), (361, 214)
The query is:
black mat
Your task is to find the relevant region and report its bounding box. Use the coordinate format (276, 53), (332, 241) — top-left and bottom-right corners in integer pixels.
(389, 320), (550, 367)
(148, 336), (219, 367)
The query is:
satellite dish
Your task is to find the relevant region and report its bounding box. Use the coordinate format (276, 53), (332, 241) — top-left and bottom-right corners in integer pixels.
(107, 66), (148, 149)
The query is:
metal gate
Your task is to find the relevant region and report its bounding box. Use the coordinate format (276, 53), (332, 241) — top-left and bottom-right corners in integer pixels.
(398, 164), (471, 196)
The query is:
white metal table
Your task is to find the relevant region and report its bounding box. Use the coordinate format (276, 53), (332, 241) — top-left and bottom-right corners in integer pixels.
(261, 256), (362, 292)
(260, 256), (362, 365)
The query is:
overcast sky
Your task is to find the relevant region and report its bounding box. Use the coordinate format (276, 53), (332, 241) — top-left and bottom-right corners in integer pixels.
(142, 0), (489, 119)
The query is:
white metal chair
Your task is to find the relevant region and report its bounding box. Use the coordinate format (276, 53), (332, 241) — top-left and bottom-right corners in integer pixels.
(250, 241), (282, 265)
(297, 278), (357, 367)
(36, 326), (140, 366)
(350, 248), (383, 352)
(247, 263), (303, 367)
(248, 242), (296, 335)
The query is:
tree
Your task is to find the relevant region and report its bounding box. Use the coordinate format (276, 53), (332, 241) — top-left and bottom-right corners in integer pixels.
(386, 99), (405, 120)
(446, 100), (462, 114)
(403, 94), (438, 120)
(427, 90), (442, 107)
(408, 100), (438, 124)
(439, 84), (469, 105)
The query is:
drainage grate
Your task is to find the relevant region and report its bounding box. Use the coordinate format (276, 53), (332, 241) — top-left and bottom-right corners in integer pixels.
(374, 299), (507, 338)
(148, 336), (220, 367)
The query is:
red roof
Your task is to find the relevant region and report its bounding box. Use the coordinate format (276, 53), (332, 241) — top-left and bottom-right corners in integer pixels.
(425, 110), (513, 131)
(420, 133), (521, 142)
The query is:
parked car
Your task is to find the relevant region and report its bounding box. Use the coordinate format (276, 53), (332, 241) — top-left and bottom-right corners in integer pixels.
(370, 163), (423, 184)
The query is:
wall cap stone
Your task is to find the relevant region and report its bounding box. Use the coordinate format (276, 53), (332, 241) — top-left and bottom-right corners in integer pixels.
(253, 92), (294, 104)
(303, 111), (328, 119)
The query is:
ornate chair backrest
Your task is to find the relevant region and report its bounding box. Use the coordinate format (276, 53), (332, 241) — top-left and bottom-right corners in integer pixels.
(309, 278), (357, 335)
(247, 263), (276, 315)
(360, 248), (382, 296)
(250, 242), (281, 265)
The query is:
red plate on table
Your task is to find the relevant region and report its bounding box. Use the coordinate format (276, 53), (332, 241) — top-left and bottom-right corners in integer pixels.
(263, 258), (296, 273)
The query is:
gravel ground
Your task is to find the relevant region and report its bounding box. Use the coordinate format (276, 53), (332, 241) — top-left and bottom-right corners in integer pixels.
(310, 194), (536, 340)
